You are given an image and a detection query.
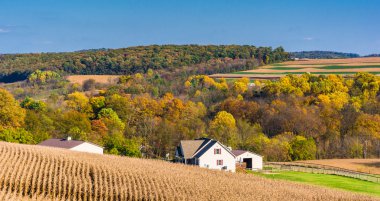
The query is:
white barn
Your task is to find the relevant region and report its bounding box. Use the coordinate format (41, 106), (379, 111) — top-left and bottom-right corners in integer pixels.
(232, 150), (263, 170)
(175, 138), (236, 172)
(38, 137), (103, 154)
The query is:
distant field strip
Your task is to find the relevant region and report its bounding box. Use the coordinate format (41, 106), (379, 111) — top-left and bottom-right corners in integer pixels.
(269, 67), (303, 70)
(211, 57), (380, 79)
(302, 159), (380, 175)
(317, 65), (380, 70)
(232, 72), (380, 75)
(66, 75), (120, 85)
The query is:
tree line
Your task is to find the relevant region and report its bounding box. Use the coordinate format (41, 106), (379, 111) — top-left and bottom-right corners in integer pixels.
(291, 51), (360, 59)
(0, 45), (289, 82)
(0, 68), (379, 161)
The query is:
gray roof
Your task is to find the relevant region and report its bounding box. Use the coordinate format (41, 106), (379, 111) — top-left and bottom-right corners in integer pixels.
(179, 139), (208, 158)
(193, 140), (217, 158)
(178, 138), (236, 159)
(38, 138), (98, 149)
(232, 150), (247, 156)
(232, 150), (262, 157)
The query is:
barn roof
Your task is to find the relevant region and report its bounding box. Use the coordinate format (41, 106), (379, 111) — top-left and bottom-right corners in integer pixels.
(232, 150), (262, 157)
(38, 138), (102, 149)
(232, 150), (247, 156)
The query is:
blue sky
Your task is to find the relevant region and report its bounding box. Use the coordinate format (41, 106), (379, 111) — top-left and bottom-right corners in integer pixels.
(0, 0), (379, 55)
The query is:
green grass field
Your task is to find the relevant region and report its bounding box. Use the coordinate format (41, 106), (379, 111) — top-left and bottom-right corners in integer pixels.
(255, 171), (380, 197)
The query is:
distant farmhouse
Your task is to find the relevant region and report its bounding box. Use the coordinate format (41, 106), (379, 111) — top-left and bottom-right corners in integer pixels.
(175, 138), (263, 172)
(38, 137), (103, 154)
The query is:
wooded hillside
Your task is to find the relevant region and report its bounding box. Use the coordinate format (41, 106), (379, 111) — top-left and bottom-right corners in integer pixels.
(291, 51), (360, 59)
(0, 45), (289, 82)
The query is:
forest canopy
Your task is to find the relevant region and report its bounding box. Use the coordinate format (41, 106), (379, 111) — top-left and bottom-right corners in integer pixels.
(0, 45), (289, 82)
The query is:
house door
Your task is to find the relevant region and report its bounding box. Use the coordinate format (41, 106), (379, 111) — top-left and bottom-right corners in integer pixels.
(243, 158), (252, 169)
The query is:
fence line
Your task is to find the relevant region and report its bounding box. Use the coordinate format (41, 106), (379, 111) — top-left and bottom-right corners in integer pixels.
(264, 162), (380, 183)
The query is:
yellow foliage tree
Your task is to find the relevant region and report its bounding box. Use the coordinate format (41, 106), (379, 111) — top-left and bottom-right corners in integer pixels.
(0, 88), (26, 130)
(209, 111), (238, 147)
(65, 92), (93, 116)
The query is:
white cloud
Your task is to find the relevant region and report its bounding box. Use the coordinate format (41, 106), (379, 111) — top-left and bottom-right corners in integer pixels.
(303, 37), (314, 41)
(0, 28), (10, 33)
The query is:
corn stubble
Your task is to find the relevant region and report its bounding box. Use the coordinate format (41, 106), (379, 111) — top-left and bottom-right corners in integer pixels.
(0, 142), (377, 201)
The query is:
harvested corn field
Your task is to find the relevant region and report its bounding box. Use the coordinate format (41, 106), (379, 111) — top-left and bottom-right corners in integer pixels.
(0, 142), (378, 201)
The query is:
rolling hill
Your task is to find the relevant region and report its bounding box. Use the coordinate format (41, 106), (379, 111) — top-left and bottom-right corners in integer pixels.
(291, 51), (360, 59)
(0, 142), (378, 201)
(0, 45), (289, 83)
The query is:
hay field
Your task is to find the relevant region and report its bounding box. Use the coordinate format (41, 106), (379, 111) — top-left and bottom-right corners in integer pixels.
(66, 75), (120, 85)
(301, 159), (380, 175)
(0, 142), (378, 201)
(210, 57), (380, 79)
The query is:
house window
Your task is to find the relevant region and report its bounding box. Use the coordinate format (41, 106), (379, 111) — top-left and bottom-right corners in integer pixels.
(214, 148), (221, 154)
(217, 160), (223, 166)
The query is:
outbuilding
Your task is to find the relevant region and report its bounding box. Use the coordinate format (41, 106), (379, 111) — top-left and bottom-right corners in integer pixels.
(38, 137), (103, 154)
(232, 150), (263, 170)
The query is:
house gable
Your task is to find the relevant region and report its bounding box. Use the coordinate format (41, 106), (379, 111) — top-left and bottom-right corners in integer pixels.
(193, 141), (235, 159)
(196, 141), (236, 172)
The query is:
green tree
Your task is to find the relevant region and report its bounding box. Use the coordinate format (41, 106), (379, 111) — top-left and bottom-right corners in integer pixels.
(104, 134), (142, 157)
(290, 136), (317, 161)
(20, 97), (46, 112)
(0, 128), (34, 144)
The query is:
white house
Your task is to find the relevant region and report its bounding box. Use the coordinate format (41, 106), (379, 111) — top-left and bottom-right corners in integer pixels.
(38, 137), (103, 154)
(232, 150), (263, 170)
(175, 138), (236, 172)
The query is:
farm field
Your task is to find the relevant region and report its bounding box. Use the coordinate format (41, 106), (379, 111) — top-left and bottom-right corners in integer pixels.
(66, 75), (120, 85)
(210, 57), (380, 79)
(0, 142), (378, 201)
(301, 159), (380, 175)
(257, 171), (380, 197)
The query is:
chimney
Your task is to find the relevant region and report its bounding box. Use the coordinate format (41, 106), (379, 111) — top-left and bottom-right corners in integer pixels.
(66, 136), (72, 141)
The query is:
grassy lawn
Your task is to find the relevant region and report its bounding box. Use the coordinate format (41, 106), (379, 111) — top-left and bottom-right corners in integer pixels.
(255, 171), (380, 197)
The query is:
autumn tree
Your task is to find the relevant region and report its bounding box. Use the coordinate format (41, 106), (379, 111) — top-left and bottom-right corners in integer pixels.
(352, 113), (380, 158)
(65, 92), (93, 116)
(209, 111), (238, 147)
(0, 88), (26, 130)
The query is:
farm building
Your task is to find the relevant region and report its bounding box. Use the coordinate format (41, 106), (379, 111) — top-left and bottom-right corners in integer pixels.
(232, 150), (263, 170)
(38, 137), (103, 154)
(175, 138), (236, 172)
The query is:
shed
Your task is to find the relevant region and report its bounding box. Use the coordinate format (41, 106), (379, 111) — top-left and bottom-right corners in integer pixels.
(232, 150), (263, 170)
